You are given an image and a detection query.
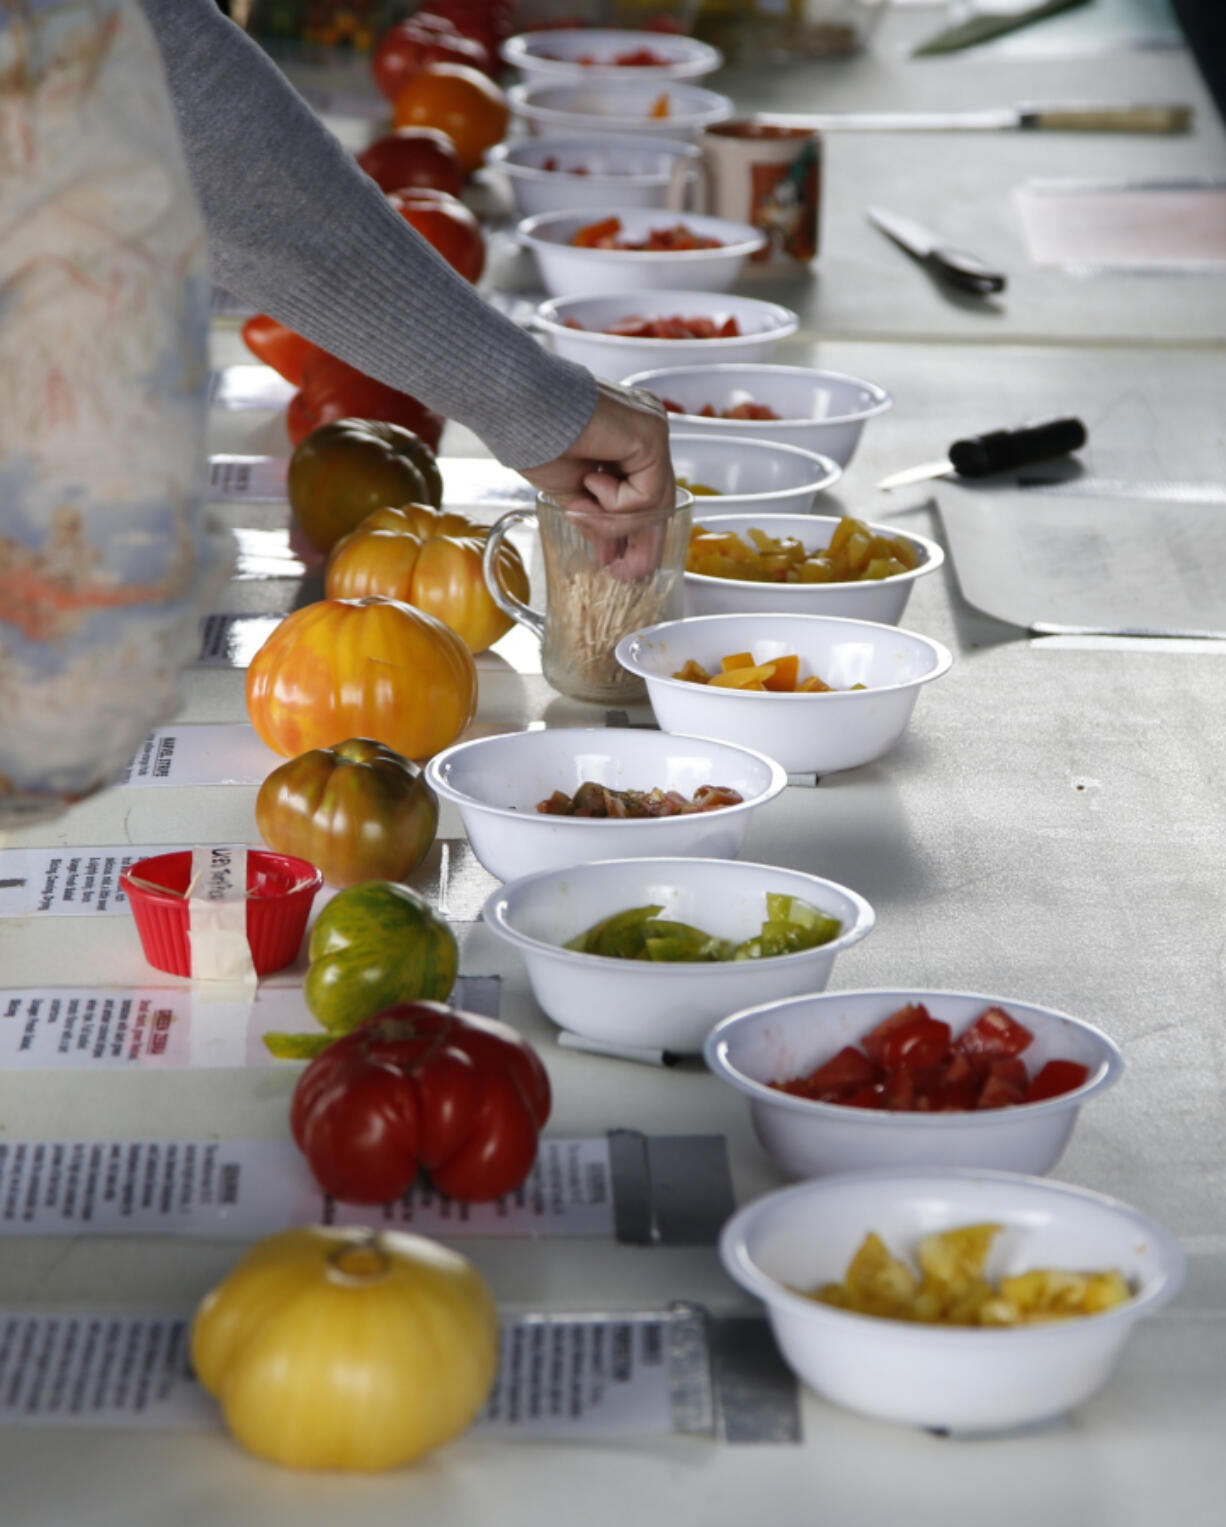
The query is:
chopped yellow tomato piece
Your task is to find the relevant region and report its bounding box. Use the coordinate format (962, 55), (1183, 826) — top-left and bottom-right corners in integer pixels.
(720, 651), (756, 672)
(709, 663), (776, 688)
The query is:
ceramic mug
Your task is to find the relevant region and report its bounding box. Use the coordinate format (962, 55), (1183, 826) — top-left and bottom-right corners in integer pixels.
(483, 489), (693, 704)
(692, 120), (822, 267)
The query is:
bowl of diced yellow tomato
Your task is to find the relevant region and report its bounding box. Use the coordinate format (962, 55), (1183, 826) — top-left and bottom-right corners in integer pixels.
(719, 1167), (1185, 1433)
(615, 610), (952, 773)
(683, 513), (945, 623)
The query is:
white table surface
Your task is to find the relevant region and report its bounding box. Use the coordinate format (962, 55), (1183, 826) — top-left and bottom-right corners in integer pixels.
(3, 2), (1226, 1521)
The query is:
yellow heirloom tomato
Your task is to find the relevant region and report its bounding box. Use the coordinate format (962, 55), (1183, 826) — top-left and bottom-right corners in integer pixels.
(191, 1226), (498, 1472)
(246, 596), (477, 761)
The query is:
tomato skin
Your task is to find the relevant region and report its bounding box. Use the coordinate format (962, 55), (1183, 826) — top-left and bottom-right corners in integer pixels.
(357, 127), (465, 197)
(954, 1005), (1034, 1059)
(1027, 1058), (1091, 1102)
(291, 1003), (552, 1204)
(325, 504), (529, 654)
(372, 18), (492, 102)
(288, 418), (442, 556)
(291, 356), (445, 457)
(255, 737), (439, 889)
(245, 596), (478, 762)
(241, 314), (324, 387)
(393, 63), (510, 176)
(387, 187), (485, 283)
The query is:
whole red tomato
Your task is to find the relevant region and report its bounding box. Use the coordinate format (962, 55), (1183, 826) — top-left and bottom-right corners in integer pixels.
(356, 127), (464, 197)
(289, 353), (445, 450)
(372, 17), (493, 101)
(240, 314), (324, 387)
(290, 1002), (553, 1203)
(387, 187), (485, 283)
(418, 0), (512, 52)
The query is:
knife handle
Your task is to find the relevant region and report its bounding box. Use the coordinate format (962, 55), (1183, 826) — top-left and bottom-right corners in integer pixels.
(949, 417), (1087, 477)
(1019, 103), (1193, 134)
(923, 247), (1006, 295)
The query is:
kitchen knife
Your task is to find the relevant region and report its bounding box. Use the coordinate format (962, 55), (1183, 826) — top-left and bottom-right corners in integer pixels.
(877, 418), (1088, 491)
(753, 102), (1193, 134)
(913, 0), (1090, 58)
(867, 206), (1005, 295)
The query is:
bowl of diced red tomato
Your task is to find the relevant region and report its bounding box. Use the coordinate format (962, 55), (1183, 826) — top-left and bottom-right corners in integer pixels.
(704, 989), (1123, 1179)
(503, 28), (724, 83)
(534, 290), (798, 381)
(518, 207), (765, 295)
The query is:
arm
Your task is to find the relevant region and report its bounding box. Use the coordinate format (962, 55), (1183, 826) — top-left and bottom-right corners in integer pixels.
(138, 0), (597, 473)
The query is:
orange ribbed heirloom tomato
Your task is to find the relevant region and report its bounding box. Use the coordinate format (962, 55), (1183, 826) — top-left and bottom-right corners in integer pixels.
(324, 504), (529, 653)
(246, 598), (477, 761)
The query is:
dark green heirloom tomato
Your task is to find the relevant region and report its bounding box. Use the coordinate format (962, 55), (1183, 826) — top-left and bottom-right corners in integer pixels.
(255, 738), (438, 888)
(305, 881), (458, 1034)
(287, 418), (444, 554)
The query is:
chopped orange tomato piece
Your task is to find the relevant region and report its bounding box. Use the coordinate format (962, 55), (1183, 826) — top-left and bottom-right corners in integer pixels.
(797, 674), (835, 693)
(762, 654), (799, 692)
(710, 664), (777, 689)
(649, 92), (671, 118)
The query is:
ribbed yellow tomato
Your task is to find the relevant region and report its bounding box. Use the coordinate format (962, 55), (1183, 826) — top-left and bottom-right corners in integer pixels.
(325, 504), (529, 653)
(191, 1226), (498, 1472)
(246, 597), (477, 760)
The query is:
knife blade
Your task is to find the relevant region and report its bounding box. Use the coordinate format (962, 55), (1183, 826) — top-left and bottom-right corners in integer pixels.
(753, 102), (1192, 134)
(867, 206), (1005, 295)
(913, 0), (1090, 57)
(877, 418), (1088, 491)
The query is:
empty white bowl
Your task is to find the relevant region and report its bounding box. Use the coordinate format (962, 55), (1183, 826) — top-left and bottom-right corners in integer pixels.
(705, 989), (1125, 1179)
(535, 290), (798, 382)
(509, 79), (734, 141)
(683, 514), (944, 622)
(621, 364), (893, 467)
(486, 135), (701, 218)
(720, 1168), (1185, 1433)
(519, 207), (765, 297)
(423, 727), (788, 883)
(616, 611), (953, 774)
(482, 856), (875, 1054)
(503, 29), (724, 83)
(671, 434), (840, 515)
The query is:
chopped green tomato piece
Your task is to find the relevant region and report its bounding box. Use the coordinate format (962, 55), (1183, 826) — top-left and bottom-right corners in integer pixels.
(564, 894), (843, 963)
(263, 1031), (336, 1061)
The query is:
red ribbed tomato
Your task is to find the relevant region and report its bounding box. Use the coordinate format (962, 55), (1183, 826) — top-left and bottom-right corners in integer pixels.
(246, 597), (477, 762)
(357, 128), (464, 197)
(387, 187), (485, 283)
(288, 354), (445, 451)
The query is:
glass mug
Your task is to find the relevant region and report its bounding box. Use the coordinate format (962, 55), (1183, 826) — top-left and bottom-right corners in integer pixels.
(483, 489), (693, 704)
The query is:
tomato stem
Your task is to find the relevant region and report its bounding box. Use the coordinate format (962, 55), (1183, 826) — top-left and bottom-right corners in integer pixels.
(327, 1234), (390, 1284)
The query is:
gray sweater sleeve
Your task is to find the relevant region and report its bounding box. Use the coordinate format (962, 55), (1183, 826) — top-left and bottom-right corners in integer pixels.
(138, 0), (598, 470)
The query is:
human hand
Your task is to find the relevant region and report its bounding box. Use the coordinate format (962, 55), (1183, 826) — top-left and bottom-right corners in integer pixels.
(519, 378), (676, 578)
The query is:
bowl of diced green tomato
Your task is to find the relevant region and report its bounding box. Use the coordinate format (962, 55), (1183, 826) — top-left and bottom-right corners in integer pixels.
(481, 856), (874, 1054)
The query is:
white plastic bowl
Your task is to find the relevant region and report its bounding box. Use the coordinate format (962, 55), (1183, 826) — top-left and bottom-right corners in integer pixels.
(616, 611), (953, 773)
(670, 435), (840, 514)
(519, 208), (765, 297)
(486, 135), (701, 218)
(503, 29), (724, 83)
(482, 856), (875, 1054)
(509, 79), (734, 141)
(621, 364), (894, 467)
(423, 727), (787, 883)
(705, 989), (1125, 1179)
(535, 291), (798, 382)
(683, 514), (944, 623)
(720, 1168), (1186, 1433)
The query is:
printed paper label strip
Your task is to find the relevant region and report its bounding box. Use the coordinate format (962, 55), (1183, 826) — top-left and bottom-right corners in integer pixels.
(0, 1303), (799, 1443)
(0, 1132), (733, 1248)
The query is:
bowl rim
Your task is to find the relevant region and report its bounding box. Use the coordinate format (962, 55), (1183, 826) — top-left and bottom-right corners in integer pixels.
(718, 1165), (1188, 1341)
(682, 513), (946, 591)
(502, 29), (724, 81)
(616, 611), (955, 698)
(519, 208), (766, 262)
(534, 293), (800, 346)
(703, 987), (1126, 1127)
(487, 134), (701, 185)
(621, 363), (895, 426)
(481, 855), (876, 974)
(423, 727), (789, 822)
(670, 431), (842, 498)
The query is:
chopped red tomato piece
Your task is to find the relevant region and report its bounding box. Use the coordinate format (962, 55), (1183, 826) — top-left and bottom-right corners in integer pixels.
(774, 1045), (880, 1102)
(976, 1057), (1030, 1109)
(1027, 1058), (1090, 1102)
(860, 1003), (933, 1064)
(954, 1005), (1034, 1059)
